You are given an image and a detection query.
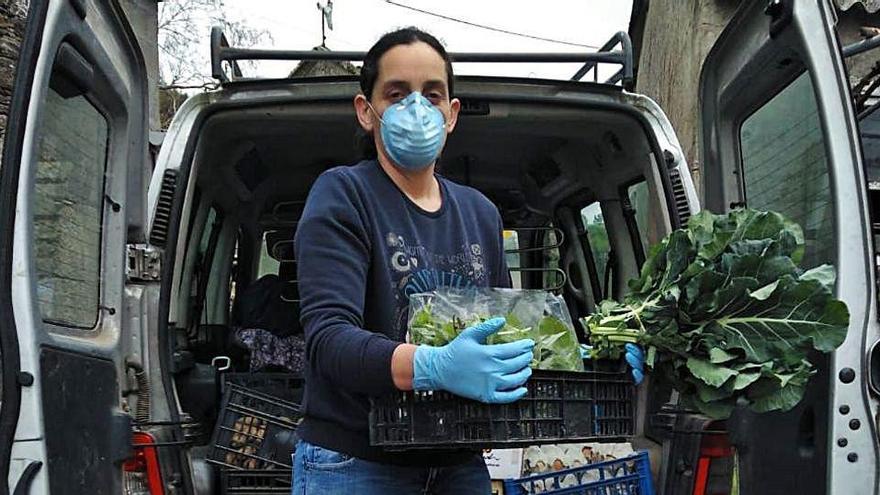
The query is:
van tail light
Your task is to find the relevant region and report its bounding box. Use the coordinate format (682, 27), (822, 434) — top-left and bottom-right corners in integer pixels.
(692, 425), (735, 495)
(123, 432), (164, 495)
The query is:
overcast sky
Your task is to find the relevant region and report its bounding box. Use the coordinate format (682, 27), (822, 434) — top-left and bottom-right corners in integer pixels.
(200, 0), (633, 81)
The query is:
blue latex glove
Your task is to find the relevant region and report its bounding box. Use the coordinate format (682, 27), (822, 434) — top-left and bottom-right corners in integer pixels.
(580, 343), (645, 385)
(413, 317), (535, 403)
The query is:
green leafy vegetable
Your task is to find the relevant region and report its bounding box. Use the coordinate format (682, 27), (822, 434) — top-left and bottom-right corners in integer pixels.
(582, 209), (849, 418)
(408, 288), (584, 372)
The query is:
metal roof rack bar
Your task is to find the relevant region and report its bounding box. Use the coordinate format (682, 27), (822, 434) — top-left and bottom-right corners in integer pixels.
(211, 28), (242, 81)
(605, 67), (625, 86)
(570, 31), (633, 87)
(210, 27), (634, 88)
(843, 33), (880, 58)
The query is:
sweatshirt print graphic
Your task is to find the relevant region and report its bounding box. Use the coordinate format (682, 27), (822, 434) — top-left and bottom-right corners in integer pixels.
(386, 231), (487, 339)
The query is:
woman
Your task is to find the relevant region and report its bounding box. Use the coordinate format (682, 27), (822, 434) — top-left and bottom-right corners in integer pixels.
(292, 27), (535, 494)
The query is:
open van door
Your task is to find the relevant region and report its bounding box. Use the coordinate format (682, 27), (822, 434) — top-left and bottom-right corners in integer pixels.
(0, 1), (149, 493)
(699, 0), (880, 493)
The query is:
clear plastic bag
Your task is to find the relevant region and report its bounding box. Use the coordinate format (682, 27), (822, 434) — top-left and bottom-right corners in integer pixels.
(408, 287), (584, 372)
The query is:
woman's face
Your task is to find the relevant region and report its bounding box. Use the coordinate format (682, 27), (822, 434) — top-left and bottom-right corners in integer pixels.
(355, 41), (461, 165)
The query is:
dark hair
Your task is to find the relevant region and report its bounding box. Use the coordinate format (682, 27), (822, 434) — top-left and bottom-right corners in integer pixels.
(357, 27), (455, 159)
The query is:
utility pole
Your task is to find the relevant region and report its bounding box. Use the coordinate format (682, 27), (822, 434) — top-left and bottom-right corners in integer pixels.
(317, 0), (333, 48)
(634, 0), (737, 200)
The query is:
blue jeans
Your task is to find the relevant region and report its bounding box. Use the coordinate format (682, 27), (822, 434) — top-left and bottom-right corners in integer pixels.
(291, 440), (491, 494)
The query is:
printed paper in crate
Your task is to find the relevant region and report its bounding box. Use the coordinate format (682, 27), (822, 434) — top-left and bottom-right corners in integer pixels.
(483, 448), (524, 480)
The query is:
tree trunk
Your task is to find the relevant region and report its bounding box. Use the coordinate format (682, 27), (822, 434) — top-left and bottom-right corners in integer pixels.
(635, 0), (739, 200)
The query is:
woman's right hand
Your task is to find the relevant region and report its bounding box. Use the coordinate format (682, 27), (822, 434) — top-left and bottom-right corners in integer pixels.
(412, 317), (534, 403)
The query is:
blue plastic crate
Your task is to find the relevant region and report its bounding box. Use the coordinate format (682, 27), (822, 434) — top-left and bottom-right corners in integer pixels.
(503, 451), (654, 495)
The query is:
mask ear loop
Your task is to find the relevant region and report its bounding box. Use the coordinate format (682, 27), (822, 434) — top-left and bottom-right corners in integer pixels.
(365, 101), (384, 126)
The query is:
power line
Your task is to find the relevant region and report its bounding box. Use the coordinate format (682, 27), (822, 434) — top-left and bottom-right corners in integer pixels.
(384, 0), (599, 49)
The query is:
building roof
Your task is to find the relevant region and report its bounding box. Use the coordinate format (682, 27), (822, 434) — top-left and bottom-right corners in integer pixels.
(836, 0), (880, 13)
(288, 45), (359, 78)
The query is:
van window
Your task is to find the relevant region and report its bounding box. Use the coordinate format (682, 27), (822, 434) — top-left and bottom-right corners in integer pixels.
(504, 227), (562, 291)
(193, 207), (223, 326)
(229, 238), (239, 316)
(580, 203), (612, 298)
(258, 231), (281, 278)
(503, 230), (522, 289)
(543, 228), (562, 291)
(860, 105), (880, 306)
(626, 180), (651, 253)
(863, 104), (880, 181)
(739, 72), (834, 268)
(34, 86), (109, 328)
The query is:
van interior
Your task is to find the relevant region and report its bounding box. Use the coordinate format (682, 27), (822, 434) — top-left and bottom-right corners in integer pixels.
(162, 87), (681, 487)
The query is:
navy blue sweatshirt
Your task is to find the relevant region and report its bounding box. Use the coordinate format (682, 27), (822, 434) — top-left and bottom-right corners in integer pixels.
(294, 160), (510, 465)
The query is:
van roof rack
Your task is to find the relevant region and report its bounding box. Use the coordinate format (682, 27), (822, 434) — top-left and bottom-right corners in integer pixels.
(210, 27), (634, 89)
(843, 32), (880, 58)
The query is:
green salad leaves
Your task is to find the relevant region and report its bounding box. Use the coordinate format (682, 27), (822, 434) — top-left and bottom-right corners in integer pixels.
(408, 288), (584, 372)
(582, 209), (849, 418)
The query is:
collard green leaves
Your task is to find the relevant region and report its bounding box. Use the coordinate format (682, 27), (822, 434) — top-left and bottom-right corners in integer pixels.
(583, 209), (849, 419)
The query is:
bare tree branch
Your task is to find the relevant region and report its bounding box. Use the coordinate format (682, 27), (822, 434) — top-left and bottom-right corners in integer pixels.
(158, 0), (272, 85)
(160, 82), (220, 91)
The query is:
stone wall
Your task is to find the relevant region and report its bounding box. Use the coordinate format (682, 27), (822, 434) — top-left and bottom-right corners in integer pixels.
(0, 0), (29, 161)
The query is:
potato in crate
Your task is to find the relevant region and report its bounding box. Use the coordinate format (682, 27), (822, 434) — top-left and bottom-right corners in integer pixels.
(208, 384), (302, 470)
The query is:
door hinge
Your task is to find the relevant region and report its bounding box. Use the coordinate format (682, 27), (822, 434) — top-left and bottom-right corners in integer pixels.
(127, 244), (162, 282)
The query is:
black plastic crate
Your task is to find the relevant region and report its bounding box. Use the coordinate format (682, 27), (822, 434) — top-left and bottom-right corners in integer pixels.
(220, 469), (292, 495)
(369, 370), (633, 450)
(221, 372), (305, 404)
(208, 384), (303, 470)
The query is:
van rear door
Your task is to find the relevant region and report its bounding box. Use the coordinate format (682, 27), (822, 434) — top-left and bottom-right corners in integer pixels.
(0, 1), (149, 493)
(699, 0), (880, 492)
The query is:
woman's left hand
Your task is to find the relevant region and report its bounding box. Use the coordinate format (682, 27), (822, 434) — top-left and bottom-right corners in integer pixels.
(580, 343), (645, 385)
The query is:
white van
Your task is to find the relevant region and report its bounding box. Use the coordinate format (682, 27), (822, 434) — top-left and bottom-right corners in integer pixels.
(1, 0), (877, 493)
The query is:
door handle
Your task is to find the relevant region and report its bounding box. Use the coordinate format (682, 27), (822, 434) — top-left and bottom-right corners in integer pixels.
(211, 356), (232, 373)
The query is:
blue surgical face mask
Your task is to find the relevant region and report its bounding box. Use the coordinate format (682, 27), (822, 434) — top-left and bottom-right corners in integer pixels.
(369, 91), (447, 170)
